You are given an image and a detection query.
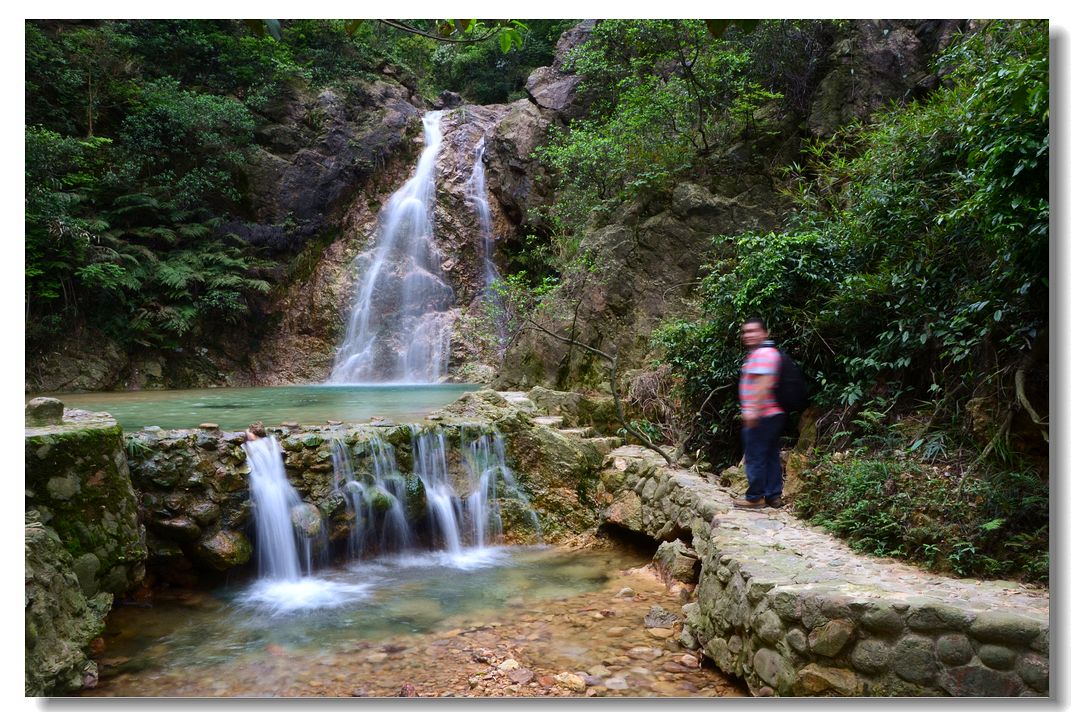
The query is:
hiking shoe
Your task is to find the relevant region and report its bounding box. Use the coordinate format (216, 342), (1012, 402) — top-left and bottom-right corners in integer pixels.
(766, 496), (785, 509)
(732, 497), (766, 509)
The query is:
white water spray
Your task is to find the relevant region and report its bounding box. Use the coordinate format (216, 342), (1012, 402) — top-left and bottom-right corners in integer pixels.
(244, 436), (306, 581)
(330, 111), (455, 384)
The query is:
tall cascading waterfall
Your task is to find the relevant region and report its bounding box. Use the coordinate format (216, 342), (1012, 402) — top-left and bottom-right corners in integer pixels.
(245, 436), (316, 580)
(465, 139), (507, 349)
(329, 110), (455, 384)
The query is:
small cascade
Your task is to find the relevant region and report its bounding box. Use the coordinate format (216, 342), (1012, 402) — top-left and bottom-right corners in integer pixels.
(465, 138), (506, 349)
(411, 428), (464, 554)
(327, 428), (542, 563)
(330, 111), (455, 384)
(245, 436), (319, 580)
(331, 437), (413, 558)
(461, 428), (541, 546)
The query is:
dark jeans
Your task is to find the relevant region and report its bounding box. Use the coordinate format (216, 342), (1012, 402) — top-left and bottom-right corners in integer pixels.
(742, 413), (786, 502)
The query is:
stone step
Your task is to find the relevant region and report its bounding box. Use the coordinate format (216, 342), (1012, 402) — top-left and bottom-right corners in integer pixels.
(532, 415), (565, 428)
(496, 391), (538, 412)
(598, 447), (1050, 697)
(559, 426), (597, 438)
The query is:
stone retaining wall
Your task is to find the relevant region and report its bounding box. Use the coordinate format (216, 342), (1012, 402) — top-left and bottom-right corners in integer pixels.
(25, 416), (146, 596)
(595, 446), (1050, 697)
(126, 393), (612, 583)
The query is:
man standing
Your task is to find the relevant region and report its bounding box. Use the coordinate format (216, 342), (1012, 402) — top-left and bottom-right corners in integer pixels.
(734, 317), (785, 509)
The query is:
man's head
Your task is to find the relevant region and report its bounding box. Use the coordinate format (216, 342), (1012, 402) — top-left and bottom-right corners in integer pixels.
(740, 317), (769, 350)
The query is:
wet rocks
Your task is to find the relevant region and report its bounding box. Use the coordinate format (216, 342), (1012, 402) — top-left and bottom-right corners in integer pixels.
(26, 397), (64, 426)
(194, 529), (253, 571)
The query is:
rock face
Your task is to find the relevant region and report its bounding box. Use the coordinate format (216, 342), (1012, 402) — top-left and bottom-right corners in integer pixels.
(241, 82), (423, 246)
(25, 414), (146, 597)
(595, 445), (1050, 697)
(495, 179), (784, 389)
(807, 20), (969, 138)
(25, 511), (113, 696)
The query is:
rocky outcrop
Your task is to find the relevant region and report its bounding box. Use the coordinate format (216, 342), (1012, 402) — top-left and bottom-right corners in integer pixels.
(524, 20), (596, 119)
(807, 20), (969, 139)
(595, 446), (1050, 697)
(25, 511), (112, 696)
(495, 180), (784, 389)
(25, 412), (146, 597)
(239, 81), (424, 248)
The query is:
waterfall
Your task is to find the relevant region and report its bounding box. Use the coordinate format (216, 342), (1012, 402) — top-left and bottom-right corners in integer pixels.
(465, 139), (502, 292)
(329, 111), (455, 384)
(411, 428), (464, 554)
(245, 436), (314, 580)
(331, 437), (413, 557)
(461, 428), (541, 545)
(465, 138), (506, 349)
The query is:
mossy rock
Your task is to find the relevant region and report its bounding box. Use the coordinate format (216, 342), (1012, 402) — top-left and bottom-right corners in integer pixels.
(403, 474), (427, 519)
(193, 529), (253, 571)
(25, 421), (146, 596)
(364, 485), (396, 515)
(25, 511), (112, 696)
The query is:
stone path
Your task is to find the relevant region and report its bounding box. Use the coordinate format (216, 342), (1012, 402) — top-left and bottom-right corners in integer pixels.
(599, 444), (1049, 696)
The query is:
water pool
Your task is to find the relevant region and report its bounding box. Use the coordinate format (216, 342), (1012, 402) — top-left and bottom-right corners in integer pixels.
(29, 383), (478, 430)
(84, 546), (745, 698)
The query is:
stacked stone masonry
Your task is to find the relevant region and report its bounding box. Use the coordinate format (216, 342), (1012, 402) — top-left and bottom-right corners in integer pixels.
(595, 445), (1049, 697)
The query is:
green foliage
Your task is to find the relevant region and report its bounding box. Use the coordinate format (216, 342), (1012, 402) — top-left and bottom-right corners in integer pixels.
(657, 20), (1048, 458)
(430, 20), (573, 103)
(533, 20), (804, 243)
(115, 78), (255, 208)
(794, 454), (1048, 583)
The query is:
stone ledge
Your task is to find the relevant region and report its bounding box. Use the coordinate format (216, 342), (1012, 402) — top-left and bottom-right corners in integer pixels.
(596, 446), (1049, 697)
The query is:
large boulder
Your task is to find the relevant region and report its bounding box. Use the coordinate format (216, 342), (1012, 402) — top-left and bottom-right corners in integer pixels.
(25, 511), (112, 696)
(525, 20), (596, 119)
(26, 397), (64, 426)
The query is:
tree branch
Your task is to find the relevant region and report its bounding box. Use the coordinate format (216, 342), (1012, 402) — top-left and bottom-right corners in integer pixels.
(380, 20), (501, 44)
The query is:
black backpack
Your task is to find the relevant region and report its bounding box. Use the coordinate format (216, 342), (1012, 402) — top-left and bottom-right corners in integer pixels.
(774, 350), (809, 413)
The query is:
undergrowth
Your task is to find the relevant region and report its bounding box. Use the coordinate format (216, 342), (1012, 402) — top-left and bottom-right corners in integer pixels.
(793, 452), (1048, 584)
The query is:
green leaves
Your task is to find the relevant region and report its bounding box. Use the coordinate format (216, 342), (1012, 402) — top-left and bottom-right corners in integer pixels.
(658, 20), (1047, 465)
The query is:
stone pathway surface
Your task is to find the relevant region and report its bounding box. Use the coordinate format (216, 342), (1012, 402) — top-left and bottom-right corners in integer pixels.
(606, 445), (1048, 617)
(599, 444), (1050, 696)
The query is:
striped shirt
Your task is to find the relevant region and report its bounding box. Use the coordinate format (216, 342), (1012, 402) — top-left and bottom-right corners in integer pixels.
(740, 342), (783, 418)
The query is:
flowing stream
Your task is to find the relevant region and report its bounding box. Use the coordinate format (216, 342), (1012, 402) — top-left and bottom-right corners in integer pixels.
(330, 111), (455, 384)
